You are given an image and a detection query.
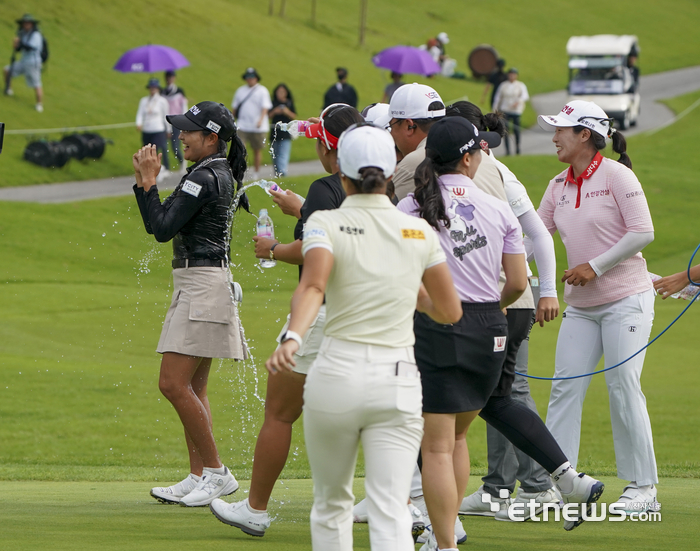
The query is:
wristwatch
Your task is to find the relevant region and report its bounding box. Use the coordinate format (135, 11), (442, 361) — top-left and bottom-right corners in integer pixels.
(270, 242), (279, 260)
(281, 330), (303, 348)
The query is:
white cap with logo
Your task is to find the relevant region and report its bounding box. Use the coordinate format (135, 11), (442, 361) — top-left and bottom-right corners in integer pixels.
(338, 124), (397, 180)
(362, 103), (392, 131)
(389, 83), (446, 120)
(538, 100), (612, 137)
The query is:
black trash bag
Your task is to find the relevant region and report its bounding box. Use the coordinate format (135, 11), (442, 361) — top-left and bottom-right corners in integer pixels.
(23, 140), (72, 168)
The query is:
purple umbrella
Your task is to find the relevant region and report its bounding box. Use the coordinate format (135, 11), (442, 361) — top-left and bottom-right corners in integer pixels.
(113, 45), (189, 73)
(372, 45), (440, 76)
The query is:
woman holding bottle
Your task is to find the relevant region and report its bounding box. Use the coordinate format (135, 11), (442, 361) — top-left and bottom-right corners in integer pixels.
(209, 104), (364, 536)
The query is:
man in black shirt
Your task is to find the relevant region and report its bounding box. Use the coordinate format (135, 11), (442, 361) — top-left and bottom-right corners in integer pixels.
(323, 67), (358, 108)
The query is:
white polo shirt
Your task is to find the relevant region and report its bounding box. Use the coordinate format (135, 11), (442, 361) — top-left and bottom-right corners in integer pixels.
(231, 83), (272, 133)
(302, 193), (446, 347)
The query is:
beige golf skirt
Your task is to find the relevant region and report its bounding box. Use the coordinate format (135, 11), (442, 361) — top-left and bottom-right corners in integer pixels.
(157, 267), (248, 360)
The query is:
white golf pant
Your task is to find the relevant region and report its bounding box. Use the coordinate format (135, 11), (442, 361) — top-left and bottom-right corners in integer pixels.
(304, 336), (424, 551)
(546, 289), (658, 485)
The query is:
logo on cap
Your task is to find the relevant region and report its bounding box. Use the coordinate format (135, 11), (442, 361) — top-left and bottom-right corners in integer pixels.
(190, 105), (201, 115)
(562, 106), (574, 115)
(459, 139), (475, 153)
(425, 92), (440, 99)
(206, 121), (221, 133)
(479, 139), (489, 151)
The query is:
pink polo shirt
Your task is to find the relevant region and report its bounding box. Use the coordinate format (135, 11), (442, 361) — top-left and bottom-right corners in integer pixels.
(397, 173), (524, 303)
(538, 155), (654, 308)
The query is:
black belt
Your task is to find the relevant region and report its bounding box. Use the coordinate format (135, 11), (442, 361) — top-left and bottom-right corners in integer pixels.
(172, 258), (227, 269)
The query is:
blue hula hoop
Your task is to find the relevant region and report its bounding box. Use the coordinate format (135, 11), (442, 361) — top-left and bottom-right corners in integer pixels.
(516, 243), (700, 381)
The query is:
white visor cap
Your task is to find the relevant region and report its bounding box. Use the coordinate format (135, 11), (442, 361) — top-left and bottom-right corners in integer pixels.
(538, 100), (611, 137)
(363, 103), (392, 131)
(338, 124), (397, 180)
(389, 83), (446, 120)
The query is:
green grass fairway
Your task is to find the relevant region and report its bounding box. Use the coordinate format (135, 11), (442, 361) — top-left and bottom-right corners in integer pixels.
(2, 0), (700, 186)
(2, 75), (700, 550)
(1, 477), (698, 551)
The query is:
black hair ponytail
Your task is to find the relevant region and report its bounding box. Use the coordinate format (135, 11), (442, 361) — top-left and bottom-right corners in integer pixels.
(413, 151), (459, 230)
(346, 167), (387, 194)
(611, 130), (632, 169)
(447, 100), (507, 137)
(226, 133), (249, 211)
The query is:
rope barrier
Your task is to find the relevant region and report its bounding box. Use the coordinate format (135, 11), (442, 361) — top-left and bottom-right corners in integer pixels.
(5, 122), (136, 135)
(516, 243), (700, 381)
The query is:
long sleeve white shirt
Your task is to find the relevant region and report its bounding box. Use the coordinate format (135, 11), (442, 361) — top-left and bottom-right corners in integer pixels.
(136, 94), (171, 133)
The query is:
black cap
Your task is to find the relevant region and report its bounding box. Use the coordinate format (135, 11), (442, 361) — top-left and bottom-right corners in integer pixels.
(164, 70), (176, 78)
(242, 67), (260, 80)
(336, 67), (348, 79)
(167, 101), (237, 142)
(426, 117), (501, 163)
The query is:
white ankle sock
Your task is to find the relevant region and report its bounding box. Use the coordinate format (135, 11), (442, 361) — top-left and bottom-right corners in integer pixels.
(190, 473), (202, 482)
(204, 465), (226, 476)
(551, 461), (576, 494)
(246, 501), (266, 514)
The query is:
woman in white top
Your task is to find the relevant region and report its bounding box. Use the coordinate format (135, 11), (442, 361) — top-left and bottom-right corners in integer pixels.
(267, 124), (462, 551)
(136, 78), (171, 177)
(537, 100), (658, 512)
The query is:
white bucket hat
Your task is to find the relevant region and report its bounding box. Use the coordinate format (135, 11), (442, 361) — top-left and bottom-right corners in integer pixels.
(338, 124), (397, 179)
(389, 83), (445, 120)
(538, 100), (613, 138)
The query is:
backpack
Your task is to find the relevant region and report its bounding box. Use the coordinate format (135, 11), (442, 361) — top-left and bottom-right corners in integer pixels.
(40, 34), (48, 63)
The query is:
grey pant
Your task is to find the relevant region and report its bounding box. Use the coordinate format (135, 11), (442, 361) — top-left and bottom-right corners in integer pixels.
(482, 287), (553, 496)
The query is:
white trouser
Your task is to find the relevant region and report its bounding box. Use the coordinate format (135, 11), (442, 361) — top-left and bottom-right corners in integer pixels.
(304, 336), (424, 551)
(546, 289), (658, 485)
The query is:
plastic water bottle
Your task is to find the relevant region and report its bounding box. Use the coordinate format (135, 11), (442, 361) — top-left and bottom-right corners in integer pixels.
(257, 209), (276, 268)
(276, 120), (310, 139)
(649, 272), (699, 301)
(259, 179), (306, 204)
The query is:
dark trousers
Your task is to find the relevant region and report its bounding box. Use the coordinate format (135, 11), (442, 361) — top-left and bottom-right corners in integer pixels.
(504, 113), (522, 155)
(142, 131), (170, 170)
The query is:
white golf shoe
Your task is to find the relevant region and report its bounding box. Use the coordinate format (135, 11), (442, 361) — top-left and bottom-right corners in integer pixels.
(553, 471), (604, 531)
(459, 485), (511, 516)
(179, 466), (239, 507)
(150, 473), (200, 504)
(495, 486), (561, 521)
(210, 497), (271, 536)
(612, 483), (658, 514)
(352, 498), (368, 522)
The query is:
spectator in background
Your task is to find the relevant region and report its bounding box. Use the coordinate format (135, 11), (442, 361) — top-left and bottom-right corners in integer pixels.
(323, 67), (358, 108)
(493, 68), (529, 155)
(268, 83), (297, 177)
(3, 13), (44, 112)
(382, 71), (404, 103)
(627, 49), (640, 93)
(162, 70), (188, 174)
(481, 58), (507, 111)
(136, 78), (171, 182)
(232, 67), (272, 180)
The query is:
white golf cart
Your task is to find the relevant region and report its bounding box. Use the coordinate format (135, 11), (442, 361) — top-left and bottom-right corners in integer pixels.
(566, 35), (640, 130)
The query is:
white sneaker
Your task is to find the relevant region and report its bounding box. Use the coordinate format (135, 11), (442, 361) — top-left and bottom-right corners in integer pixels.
(416, 518), (465, 545)
(419, 528), (459, 551)
(554, 472), (604, 531)
(150, 473), (200, 504)
(180, 466), (239, 507)
(5, 88), (13, 96)
(459, 485), (511, 516)
(612, 483), (659, 514)
(352, 498), (368, 523)
(495, 487), (561, 521)
(35, 103), (43, 112)
(210, 497), (271, 537)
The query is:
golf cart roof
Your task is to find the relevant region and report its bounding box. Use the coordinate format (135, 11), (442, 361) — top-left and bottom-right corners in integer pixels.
(566, 35), (639, 57)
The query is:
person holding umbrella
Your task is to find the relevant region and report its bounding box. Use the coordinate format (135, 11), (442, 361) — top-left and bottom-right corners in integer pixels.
(136, 78), (171, 182)
(3, 14), (44, 112)
(133, 101), (248, 508)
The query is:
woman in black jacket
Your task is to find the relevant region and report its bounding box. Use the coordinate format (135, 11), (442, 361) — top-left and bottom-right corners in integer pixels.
(133, 101), (248, 508)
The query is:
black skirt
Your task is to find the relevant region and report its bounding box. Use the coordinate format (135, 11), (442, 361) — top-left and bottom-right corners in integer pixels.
(415, 302), (508, 413)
